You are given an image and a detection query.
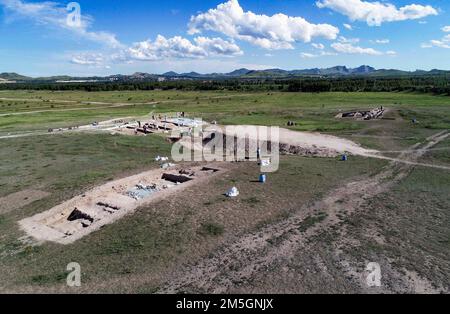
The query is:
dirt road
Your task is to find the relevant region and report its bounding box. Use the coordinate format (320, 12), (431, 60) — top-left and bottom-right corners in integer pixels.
(0, 102), (155, 117)
(0, 94), (255, 117)
(157, 131), (449, 294)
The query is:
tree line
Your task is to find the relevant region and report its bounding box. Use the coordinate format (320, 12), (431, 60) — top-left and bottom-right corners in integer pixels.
(1, 76), (449, 95)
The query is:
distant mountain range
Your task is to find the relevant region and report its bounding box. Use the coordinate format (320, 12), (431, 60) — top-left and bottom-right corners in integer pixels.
(2, 65), (450, 83)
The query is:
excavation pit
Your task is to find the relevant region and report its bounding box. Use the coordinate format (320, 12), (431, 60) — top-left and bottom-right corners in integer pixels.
(19, 164), (223, 245)
(337, 107), (385, 121)
(161, 173), (193, 184)
(67, 209), (94, 223)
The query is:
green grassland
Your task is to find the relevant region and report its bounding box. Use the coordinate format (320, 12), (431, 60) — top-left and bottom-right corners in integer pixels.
(1, 91), (449, 133)
(0, 90), (448, 293)
(0, 153), (387, 292)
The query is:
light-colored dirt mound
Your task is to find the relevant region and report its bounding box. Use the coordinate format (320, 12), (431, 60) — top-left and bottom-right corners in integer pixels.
(19, 164), (224, 245)
(0, 190), (50, 214)
(217, 125), (377, 157)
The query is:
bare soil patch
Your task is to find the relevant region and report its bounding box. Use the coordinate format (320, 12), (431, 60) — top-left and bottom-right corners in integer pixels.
(0, 190), (50, 214)
(19, 163), (225, 245)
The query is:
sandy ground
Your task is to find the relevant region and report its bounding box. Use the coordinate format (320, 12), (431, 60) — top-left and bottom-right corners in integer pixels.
(18, 163), (225, 245)
(156, 131), (449, 294)
(179, 125), (448, 170)
(177, 125), (377, 161)
(224, 125), (377, 156)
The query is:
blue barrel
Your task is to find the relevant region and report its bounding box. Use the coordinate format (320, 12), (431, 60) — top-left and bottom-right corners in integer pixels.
(259, 174), (267, 183)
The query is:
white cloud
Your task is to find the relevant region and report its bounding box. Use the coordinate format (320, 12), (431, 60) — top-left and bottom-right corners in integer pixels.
(343, 23), (353, 30)
(1, 0), (244, 67)
(188, 0), (339, 50)
(0, 0), (121, 48)
(300, 50), (337, 58)
(127, 36), (205, 61)
(125, 35), (242, 61)
(312, 43), (325, 49)
(300, 52), (317, 58)
(195, 37), (243, 56)
(74, 35), (243, 66)
(71, 53), (105, 66)
(316, 0), (438, 26)
(338, 36), (360, 43)
(372, 39), (390, 44)
(426, 39), (450, 49)
(1, 0), (248, 70)
(331, 42), (383, 55)
(422, 29), (450, 49)
(386, 50), (397, 55)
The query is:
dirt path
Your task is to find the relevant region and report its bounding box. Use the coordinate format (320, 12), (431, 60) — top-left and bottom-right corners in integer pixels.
(0, 97), (77, 103)
(0, 102), (155, 117)
(0, 190), (50, 215)
(0, 116), (135, 139)
(0, 131), (50, 139)
(157, 131), (449, 294)
(0, 94), (254, 117)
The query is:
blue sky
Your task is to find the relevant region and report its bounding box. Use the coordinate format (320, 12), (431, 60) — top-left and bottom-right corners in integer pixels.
(0, 0), (449, 76)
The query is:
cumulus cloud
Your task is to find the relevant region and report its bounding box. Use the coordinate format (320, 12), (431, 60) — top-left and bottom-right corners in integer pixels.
(0, 1), (244, 66)
(0, 0), (121, 48)
(316, 0), (438, 26)
(125, 35), (242, 61)
(127, 36), (206, 61)
(331, 42), (383, 55)
(72, 35), (243, 66)
(195, 36), (243, 56)
(442, 26), (450, 32)
(188, 0), (339, 50)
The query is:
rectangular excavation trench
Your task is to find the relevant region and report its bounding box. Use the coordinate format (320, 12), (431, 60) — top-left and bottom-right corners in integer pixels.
(19, 164), (222, 245)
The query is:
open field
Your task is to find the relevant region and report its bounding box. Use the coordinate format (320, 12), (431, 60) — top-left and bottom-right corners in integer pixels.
(1, 91), (449, 133)
(0, 90), (449, 293)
